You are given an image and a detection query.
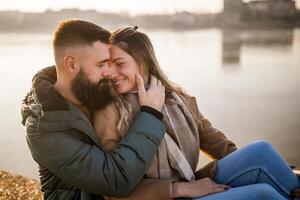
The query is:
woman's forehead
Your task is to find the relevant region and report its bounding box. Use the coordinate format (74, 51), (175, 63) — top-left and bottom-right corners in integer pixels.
(110, 45), (130, 58)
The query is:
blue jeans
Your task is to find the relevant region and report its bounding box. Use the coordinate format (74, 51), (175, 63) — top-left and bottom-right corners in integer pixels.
(195, 183), (286, 200)
(195, 140), (300, 200)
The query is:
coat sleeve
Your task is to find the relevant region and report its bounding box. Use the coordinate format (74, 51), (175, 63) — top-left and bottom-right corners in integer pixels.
(184, 96), (237, 159)
(26, 112), (165, 197)
(182, 96), (237, 179)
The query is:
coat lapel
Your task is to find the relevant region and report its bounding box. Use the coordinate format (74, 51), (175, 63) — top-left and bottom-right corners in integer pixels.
(68, 102), (101, 147)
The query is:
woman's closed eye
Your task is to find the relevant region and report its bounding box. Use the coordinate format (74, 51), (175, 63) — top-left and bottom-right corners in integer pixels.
(116, 62), (126, 67)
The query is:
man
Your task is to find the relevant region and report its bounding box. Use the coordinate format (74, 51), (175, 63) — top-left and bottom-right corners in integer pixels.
(21, 19), (168, 200)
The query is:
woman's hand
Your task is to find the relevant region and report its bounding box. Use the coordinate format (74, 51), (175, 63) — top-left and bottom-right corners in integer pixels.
(136, 74), (165, 111)
(291, 169), (300, 198)
(293, 169), (300, 178)
(172, 177), (230, 198)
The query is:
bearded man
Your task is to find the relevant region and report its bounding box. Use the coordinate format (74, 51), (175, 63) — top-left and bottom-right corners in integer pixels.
(21, 19), (167, 200)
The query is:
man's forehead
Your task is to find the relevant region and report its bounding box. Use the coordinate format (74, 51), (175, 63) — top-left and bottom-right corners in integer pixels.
(80, 41), (110, 60)
(90, 41), (110, 53)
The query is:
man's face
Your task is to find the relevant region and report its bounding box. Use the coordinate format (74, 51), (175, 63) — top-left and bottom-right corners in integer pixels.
(70, 41), (118, 110)
(77, 41), (111, 83)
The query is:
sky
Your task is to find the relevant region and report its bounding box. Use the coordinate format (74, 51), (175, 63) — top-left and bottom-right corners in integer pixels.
(0, 0), (299, 15)
(0, 0), (225, 15)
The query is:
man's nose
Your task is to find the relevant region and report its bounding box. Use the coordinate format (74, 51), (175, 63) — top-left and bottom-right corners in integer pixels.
(106, 64), (118, 79)
(102, 64), (112, 78)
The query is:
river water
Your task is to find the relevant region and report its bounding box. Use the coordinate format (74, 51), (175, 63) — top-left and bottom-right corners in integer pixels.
(0, 28), (299, 179)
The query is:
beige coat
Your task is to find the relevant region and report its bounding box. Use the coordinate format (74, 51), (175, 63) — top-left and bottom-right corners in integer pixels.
(100, 94), (237, 200)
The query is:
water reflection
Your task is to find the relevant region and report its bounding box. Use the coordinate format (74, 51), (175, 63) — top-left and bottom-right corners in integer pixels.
(222, 29), (294, 66)
(222, 30), (241, 66)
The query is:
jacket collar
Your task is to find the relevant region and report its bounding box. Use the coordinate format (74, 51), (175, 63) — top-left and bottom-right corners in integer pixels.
(23, 66), (101, 147)
(32, 65), (68, 112)
(68, 102), (101, 146)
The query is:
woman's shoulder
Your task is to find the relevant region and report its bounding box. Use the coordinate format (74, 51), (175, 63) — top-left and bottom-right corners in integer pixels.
(178, 92), (197, 107)
(178, 93), (205, 121)
(170, 92), (200, 116)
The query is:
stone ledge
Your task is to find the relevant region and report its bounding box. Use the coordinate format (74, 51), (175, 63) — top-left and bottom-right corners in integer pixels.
(0, 170), (42, 200)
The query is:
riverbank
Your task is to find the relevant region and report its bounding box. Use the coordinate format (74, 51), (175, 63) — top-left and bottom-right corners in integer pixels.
(0, 170), (42, 200)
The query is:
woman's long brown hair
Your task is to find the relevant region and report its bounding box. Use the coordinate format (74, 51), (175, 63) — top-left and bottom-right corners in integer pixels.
(109, 27), (188, 98)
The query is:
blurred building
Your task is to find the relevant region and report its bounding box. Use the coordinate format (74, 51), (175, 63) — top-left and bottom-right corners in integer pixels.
(223, 0), (245, 24)
(244, 0), (298, 20)
(0, 0), (300, 31)
(223, 0), (300, 23)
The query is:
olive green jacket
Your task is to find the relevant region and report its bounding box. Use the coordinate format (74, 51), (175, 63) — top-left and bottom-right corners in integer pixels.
(21, 66), (166, 200)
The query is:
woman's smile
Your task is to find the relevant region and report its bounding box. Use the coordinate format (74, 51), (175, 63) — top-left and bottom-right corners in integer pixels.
(114, 78), (126, 88)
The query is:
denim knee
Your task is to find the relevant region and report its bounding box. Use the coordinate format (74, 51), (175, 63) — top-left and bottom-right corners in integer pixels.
(249, 140), (275, 155)
(237, 140), (277, 170)
(255, 183), (283, 198)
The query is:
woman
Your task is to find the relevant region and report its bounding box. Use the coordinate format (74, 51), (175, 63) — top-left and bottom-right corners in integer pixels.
(93, 26), (300, 199)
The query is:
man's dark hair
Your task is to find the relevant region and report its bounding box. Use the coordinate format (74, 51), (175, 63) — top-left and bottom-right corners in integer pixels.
(53, 19), (110, 64)
(53, 19), (110, 49)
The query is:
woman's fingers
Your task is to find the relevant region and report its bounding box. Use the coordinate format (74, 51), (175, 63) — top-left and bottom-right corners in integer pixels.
(208, 184), (228, 194)
(150, 75), (158, 87)
(293, 169), (300, 178)
(136, 74), (165, 111)
(199, 177), (216, 184)
(219, 184), (231, 190)
(157, 78), (162, 88)
(136, 74), (146, 95)
(215, 184), (230, 190)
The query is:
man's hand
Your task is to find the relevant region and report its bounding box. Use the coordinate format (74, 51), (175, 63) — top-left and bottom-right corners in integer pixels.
(172, 177), (230, 198)
(136, 74), (165, 111)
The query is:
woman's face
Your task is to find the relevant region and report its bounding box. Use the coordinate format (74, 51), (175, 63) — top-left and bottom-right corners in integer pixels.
(109, 45), (142, 94)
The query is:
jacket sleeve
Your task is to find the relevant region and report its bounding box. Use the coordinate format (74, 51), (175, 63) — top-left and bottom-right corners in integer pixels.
(185, 96), (237, 159)
(26, 112), (165, 197)
(183, 96), (237, 179)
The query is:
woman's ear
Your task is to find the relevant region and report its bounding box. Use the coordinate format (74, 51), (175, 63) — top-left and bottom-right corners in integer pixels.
(63, 54), (80, 75)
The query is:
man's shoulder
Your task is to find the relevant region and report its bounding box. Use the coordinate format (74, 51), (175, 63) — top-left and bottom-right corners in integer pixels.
(22, 66), (74, 134)
(32, 66), (68, 112)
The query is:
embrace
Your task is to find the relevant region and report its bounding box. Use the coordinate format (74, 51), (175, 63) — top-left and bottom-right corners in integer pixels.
(21, 19), (300, 200)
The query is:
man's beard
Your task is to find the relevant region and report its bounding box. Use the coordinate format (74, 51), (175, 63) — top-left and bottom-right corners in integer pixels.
(71, 68), (118, 111)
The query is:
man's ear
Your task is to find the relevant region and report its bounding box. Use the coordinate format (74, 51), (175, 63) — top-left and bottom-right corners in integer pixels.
(63, 54), (80, 75)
